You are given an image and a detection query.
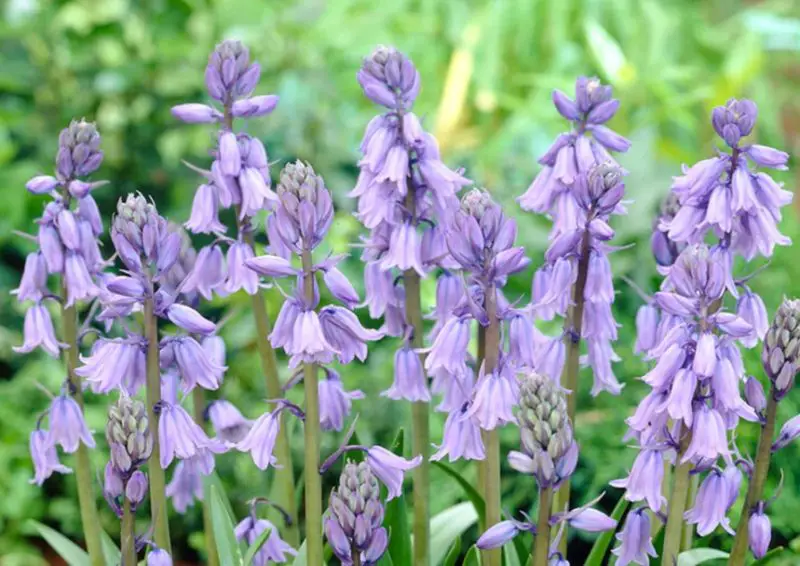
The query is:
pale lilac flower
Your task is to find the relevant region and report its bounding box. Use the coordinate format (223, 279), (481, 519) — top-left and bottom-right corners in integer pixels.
(467, 365), (519, 430)
(146, 548), (173, 566)
(749, 505), (771, 559)
(773, 414), (800, 451)
(365, 446), (422, 500)
(14, 303), (64, 357)
(319, 306), (383, 364)
(158, 401), (215, 468)
(208, 400), (252, 444)
(13, 252), (48, 303)
(29, 430), (71, 485)
(684, 469), (734, 536)
(318, 372), (364, 432)
(165, 336), (226, 391)
(64, 252), (97, 306)
(224, 241), (260, 295)
(182, 244), (225, 300)
(235, 517), (297, 565)
(682, 405), (729, 463)
(610, 449), (665, 512)
(166, 458), (204, 513)
(77, 338), (145, 394)
(476, 521), (524, 550)
(565, 507), (617, 532)
(382, 345), (430, 402)
(165, 303), (216, 335)
(431, 404), (485, 462)
(125, 470), (148, 506)
(612, 508), (657, 566)
(48, 394), (95, 453)
(236, 410), (282, 470)
(185, 183), (226, 233)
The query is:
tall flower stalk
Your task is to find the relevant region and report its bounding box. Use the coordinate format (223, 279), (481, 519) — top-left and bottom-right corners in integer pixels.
(518, 78), (630, 537)
(245, 161), (382, 563)
(431, 189), (530, 565)
(351, 45), (470, 564)
(615, 99), (791, 565)
(17, 119), (107, 566)
(172, 39), (299, 544)
(729, 299), (800, 563)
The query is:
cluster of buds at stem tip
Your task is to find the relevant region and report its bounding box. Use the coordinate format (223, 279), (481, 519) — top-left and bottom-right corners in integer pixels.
(324, 460), (388, 565)
(508, 371), (577, 489)
(762, 298), (800, 399)
(104, 394), (152, 517)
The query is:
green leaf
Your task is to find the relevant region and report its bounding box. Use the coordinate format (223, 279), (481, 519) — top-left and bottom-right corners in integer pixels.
(208, 484), (243, 566)
(375, 546), (395, 566)
(583, 19), (634, 84)
(27, 520), (90, 566)
(584, 496), (630, 566)
(385, 429), (412, 566)
(503, 541), (522, 566)
(463, 544), (482, 566)
(242, 526), (271, 566)
(431, 461), (486, 521)
(443, 535), (461, 566)
(430, 502), (479, 566)
(676, 547), (730, 565)
(512, 534), (528, 566)
(752, 547), (787, 565)
(100, 529), (121, 566)
(292, 539), (307, 566)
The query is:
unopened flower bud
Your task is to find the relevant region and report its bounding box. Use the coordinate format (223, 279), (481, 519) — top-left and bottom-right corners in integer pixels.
(57, 119), (103, 178)
(744, 376), (767, 413)
(460, 188), (494, 219)
(106, 394), (152, 472)
(762, 298), (800, 397)
(358, 45), (420, 108)
(278, 160), (324, 204)
(125, 470), (148, 506)
(325, 460), (387, 563)
(748, 505), (771, 559)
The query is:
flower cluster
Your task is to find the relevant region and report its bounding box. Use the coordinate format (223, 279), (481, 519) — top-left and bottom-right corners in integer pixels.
(520, 77), (630, 397)
(351, 46), (470, 403)
(427, 189), (532, 461)
(664, 99), (791, 260)
(235, 500), (297, 565)
(15, 120), (107, 357)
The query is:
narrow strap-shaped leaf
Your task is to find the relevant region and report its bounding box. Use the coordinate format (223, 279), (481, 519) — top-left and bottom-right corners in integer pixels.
(386, 429), (412, 565)
(430, 502), (479, 565)
(243, 526), (271, 566)
(100, 528), (122, 566)
(208, 484), (243, 566)
(676, 548), (729, 565)
(752, 547), (786, 565)
(503, 541), (522, 566)
(463, 544), (482, 566)
(442, 535), (461, 566)
(431, 460), (486, 520)
(584, 495), (630, 566)
(27, 520), (90, 566)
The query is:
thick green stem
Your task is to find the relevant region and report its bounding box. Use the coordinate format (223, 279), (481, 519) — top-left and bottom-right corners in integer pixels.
(244, 228), (300, 546)
(662, 428), (692, 565)
(144, 298), (171, 551)
(553, 231), (591, 554)
(682, 473), (699, 551)
(481, 285), (502, 566)
(352, 543), (362, 566)
(534, 487), (553, 566)
(403, 191), (430, 565)
(301, 249), (323, 564)
(62, 295), (104, 566)
(121, 496), (137, 566)
(192, 388), (219, 566)
(729, 395), (779, 565)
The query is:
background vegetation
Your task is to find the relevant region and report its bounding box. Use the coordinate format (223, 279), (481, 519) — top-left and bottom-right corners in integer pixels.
(1, 0), (800, 563)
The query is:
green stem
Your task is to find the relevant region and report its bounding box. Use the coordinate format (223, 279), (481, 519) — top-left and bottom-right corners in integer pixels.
(476, 327), (487, 532)
(301, 249), (323, 565)
(192, 388), (219, 566)
(481, 285), (502, 566)
(144, 298), (171, 551)
(62, 295), (104, 566)
(682, 473), (699, 552)
(121, 495), (137, 566)
(403, 191), (430, 565)
(352, 543), (362, 566)
(662, 428), (692, 566)
(534, 487), (553, 566)
(729, 395), (779, 565)
(553, 231), (591, 554)
(244, 228), (300, 546)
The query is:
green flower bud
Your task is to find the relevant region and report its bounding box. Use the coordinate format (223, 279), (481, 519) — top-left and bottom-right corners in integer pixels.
(106, 394), (152, 472)
(763, 298), (800, 396)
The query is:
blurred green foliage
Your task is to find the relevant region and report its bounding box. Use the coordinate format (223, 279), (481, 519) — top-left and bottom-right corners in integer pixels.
(2, 0), (800, 564)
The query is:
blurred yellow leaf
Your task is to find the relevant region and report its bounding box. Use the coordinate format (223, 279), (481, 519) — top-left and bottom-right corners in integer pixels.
(434, 22), (481, 151)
